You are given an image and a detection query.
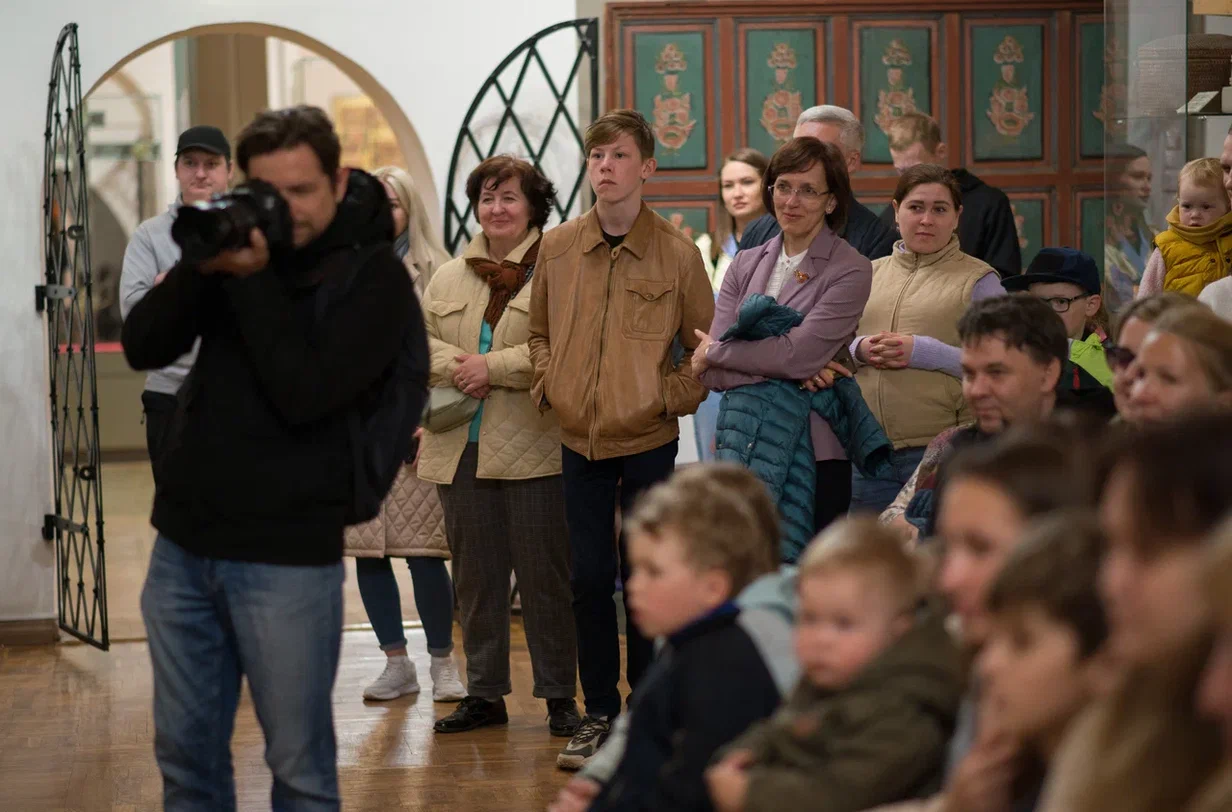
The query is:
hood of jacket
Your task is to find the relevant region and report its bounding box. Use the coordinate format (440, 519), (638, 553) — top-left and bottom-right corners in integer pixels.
(281, 167), (394, 277)
(798, 600), (963, 720)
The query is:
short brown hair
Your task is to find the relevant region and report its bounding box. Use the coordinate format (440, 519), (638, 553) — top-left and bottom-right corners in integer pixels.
(893, 163), (962, 209)
(886, 112), (943, 153)
(798, 517), (921, 614)
(626, 463), (778, 594)
(584, 109), (655, 160)
(465, 155), (558, 231)
(1113, 292), (1206, 343)
(763, 137), (851, 235)
(987, 511), (1109, 658)
(237, 105), (341, 178)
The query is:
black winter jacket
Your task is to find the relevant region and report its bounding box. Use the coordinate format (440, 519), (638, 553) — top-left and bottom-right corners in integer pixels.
(592, 604), (782, 812)
(121, 169), (421, 566)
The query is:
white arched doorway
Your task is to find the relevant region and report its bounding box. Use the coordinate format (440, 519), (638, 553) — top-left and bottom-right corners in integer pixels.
(87, 21), (439, 226)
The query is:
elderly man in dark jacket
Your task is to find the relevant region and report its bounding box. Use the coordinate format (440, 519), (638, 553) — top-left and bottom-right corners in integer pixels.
(739, 106), (896, 261)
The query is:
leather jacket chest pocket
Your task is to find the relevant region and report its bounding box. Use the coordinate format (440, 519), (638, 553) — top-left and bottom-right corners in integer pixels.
(424, 300), (469, 347)
(622, 278), (675, 340)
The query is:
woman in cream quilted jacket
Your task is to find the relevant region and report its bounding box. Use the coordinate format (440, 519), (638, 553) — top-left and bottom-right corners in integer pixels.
(418, 156), (579, 738)
(343, 167), (466, 704)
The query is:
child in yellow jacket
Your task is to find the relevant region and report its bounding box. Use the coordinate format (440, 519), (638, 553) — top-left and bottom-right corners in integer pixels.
(1139, 157), (1232, 298)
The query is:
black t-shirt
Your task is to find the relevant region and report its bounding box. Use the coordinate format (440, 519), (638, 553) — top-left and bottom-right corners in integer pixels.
(603, 229), (626, 249)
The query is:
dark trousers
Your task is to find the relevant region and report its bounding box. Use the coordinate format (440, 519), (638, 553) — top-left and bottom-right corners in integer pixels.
(814, 459), (853, 534)
(561, 440), (678, 719)
(142, 390), (179, 488)
(438, 444), (577, 700)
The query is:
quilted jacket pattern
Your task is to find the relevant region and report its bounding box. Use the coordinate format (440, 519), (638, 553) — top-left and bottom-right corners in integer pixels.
(714, 295), (895, 562)
(344, 462), (448, 559)
(418, 230), (562, 484)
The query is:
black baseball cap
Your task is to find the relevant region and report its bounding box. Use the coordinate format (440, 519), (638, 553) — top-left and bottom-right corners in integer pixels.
(176, 125), (231, 160)
(1003, 247), (1101, 296)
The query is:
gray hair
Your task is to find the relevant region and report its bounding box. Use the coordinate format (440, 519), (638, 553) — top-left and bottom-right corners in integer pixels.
(796, 105), (865, 155)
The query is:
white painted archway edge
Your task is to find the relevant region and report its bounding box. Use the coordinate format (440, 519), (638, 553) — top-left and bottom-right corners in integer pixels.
(0, 0), (574, 623)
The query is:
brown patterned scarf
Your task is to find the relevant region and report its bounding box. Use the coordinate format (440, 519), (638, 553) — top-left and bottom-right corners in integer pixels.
(466, 236), (541, 329)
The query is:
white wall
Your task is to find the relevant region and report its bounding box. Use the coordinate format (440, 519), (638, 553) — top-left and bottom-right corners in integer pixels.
(0, 0), (575, 622)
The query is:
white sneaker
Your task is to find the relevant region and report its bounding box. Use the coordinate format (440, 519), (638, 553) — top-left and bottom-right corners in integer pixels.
(430, 655), (467, 702)
(363, 655), (420, 701)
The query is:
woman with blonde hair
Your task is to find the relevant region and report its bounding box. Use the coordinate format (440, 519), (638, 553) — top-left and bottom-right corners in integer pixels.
(373, 165), (452, 282)
(1125, 303), (1232, 424)
(342, 165), (466, 703)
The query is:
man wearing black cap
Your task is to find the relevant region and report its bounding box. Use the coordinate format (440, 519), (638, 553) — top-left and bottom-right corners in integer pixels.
(1003, 247), (1116, 417)
(119, 125), (232, 482)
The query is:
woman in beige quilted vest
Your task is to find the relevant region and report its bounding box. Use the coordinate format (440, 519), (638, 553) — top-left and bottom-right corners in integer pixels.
(418, 156), (579, 738)
(850, 164), (1004, 514)
(343, 167), (466, 704)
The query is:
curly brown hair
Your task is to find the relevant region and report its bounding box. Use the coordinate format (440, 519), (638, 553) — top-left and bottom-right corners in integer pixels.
(465, 156), (558, 231)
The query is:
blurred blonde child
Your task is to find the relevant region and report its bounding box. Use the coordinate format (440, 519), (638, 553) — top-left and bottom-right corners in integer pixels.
(706, 518), (962, 812)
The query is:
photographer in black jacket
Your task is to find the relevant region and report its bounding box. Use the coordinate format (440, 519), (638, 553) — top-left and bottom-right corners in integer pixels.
(121, 106), (422, 812)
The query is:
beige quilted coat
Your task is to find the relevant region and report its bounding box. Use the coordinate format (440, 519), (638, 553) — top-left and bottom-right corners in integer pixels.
(417, 229), (563, 485)
(344, 257), (448, 560)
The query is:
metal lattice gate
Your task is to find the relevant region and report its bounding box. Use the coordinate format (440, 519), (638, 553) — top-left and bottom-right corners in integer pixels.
(37, 23), (109, 650)
(444, 18), (599, 254)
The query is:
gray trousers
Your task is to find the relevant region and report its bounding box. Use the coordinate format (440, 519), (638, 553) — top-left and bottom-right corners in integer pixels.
(437, 443), (577, 700)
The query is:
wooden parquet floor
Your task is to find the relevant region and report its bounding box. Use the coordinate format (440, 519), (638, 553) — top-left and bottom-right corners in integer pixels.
(0, 622), (587, 811)
(101, 460), (424, 642)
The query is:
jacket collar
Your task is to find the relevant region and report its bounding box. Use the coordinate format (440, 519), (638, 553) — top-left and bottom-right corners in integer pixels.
(891, 233), (964, 270)
(463, 227), (543, 264)
(580, 202), (655, 259)
(667, 601), (739, 646)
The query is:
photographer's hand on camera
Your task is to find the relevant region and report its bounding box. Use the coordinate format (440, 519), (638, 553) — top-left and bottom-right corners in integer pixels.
(200, 228), (270, 278)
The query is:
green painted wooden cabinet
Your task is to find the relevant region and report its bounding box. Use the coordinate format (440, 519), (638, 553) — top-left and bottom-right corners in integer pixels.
(607, 1), (1106, 256)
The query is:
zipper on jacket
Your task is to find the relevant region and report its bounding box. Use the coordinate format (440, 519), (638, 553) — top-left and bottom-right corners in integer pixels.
(878, 251), (918, 439)
(589, 248), (618, 459)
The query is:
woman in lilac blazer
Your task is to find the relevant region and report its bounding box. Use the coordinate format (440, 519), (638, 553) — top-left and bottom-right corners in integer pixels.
(693, 137), (873, 531)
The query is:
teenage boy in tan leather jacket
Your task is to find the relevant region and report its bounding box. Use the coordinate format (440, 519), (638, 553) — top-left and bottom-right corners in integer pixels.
(529, 108), (715, 771)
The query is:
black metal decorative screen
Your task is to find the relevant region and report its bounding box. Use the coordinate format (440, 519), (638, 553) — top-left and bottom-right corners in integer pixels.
(37, 23), (108, 650)
(444, 18), (599, 253)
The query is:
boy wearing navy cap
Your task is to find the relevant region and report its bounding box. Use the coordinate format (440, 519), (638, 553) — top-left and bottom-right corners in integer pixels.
(1004, 248), (1115, 416)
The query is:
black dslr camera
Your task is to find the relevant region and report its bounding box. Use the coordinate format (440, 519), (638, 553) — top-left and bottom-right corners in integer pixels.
(170, 179), (293, 264)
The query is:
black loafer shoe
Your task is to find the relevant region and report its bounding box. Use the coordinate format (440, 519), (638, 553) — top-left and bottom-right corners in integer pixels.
(433, 696), (509, 734)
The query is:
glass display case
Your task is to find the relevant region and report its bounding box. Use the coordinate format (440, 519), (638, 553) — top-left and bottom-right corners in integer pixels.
(1102, 0), (1232, 312)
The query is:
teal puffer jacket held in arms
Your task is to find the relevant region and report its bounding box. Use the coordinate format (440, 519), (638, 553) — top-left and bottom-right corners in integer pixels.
(714, 294), (895, 562)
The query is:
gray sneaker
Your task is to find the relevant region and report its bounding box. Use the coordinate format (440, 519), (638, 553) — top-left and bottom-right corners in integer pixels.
(556, 714), (612, 770)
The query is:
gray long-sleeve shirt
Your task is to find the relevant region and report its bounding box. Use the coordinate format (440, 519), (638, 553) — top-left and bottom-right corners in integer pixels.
(119, 201), (198, 394)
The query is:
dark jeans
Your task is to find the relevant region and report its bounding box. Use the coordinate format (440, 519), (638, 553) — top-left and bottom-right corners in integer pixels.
(354, 556), (455, 656)
(849, 445), (927, 516)
(561, 440), (678, 718)
(142, 390), (179, 487)
(814, 459), (853, 533)
(141, 536), (343, 811)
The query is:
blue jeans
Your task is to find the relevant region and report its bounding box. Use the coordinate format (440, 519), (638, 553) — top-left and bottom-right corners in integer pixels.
(849, 445), (928, 516)
(693, 390), (722, 462)
(354, 556), (455, 656)
(141, 536), (344, 812)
